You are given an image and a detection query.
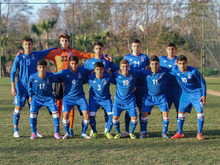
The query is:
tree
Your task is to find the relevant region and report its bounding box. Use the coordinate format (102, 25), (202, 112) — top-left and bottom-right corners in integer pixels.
(31, 24), (43, 50)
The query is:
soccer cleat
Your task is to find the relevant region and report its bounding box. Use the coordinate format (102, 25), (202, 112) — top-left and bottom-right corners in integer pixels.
(92, 133), (98, 138)
(197, 133), (204, 140)
(14, 131), (20, 138)
(81, 133), (91, 139)
(62, 133), (70, 140)
(54, 133), (62, 140)
(90, 130), (94, 137)
(162, 133), (170, 139)
(130, 133), (137, 139)
(30, 133), (37, 140)
(106, 133), (113, 139)
(140, 132), (149, 138)
(120, 131), (130, 138)
(114, 133), (122, 139)
(36, 131), (43, 138)
(171, 133), (184, 139)
(69, 128), (74, 137)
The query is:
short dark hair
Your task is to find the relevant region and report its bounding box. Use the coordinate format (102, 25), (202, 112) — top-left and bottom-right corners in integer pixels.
(94, 42), (104, 48)
(95, 62), (104, 68)
(120, 59), (129, 65)
(69, 56), (79, 63)
(59, 33), (70, 42)
(131, 39), (141, 45)
(23, 37), (33, 43)
(150, 55), (159, 62)
(38, 59), (47, 66)
(166, 42), (176, 48)
(177, 55), (187, 62)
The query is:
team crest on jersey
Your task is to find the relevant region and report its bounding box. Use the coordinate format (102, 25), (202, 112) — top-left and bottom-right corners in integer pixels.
(141, 56), (144, 62)
(32, 54), (35, 59)
(159, 74), (162, 79)
(78, 73), (81, 79)
(129, 75), (133, 80)
(69, 51), (72, 55)
(102, 60), (105, 65)
(46, 79), (49, 84)
(177, 73), (180, 76)
(188, 73), (191, 79)
(93, 80), (96, 83)
(103, 79), (107, 85)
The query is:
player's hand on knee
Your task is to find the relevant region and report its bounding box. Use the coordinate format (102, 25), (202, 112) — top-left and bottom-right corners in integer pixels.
(11, 87), (17, 96)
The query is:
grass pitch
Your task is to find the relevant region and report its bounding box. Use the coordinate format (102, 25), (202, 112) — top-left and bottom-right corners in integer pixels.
(0, 77), (219, 165)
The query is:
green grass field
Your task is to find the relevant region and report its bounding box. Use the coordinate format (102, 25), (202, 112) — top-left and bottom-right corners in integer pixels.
(0, 77), (219, 165)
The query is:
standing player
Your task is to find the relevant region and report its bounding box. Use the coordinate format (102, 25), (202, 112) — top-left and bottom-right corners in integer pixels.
(87, 62), (116, 139)
(112, 59), (140, 139)
(159, 43), (181, 115)
(11, 37), (55, 137)
(55, 56), (91, 139)
(84, 42), (118, 134)
(170, 55), (206, 140)
(122, 39), (149, 138)
(141, 56), (170, 138)
(28, 60), (61, 140)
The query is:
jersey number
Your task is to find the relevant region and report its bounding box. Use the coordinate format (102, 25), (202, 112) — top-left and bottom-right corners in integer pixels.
(123, 80), (129, 86)
(97, 85), (101, 91)
(152, 79), (158, 85)
(133, 61), (140, 67)
(61, 56), (68, 62)
(181, 77), (187, 83)
(39, 84), (45, 89)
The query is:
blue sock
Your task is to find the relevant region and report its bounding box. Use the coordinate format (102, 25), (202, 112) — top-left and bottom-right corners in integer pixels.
(106, 114), (113, 133)
(53, 117), (60, 134)
(139, 112), (143, 132)
(30, 113), (37, 134)
(141, 116), (148, 133)
(130, 119), (138, 134)
(104, 112), (108, 130)
(113, 119), (120, 134)
(13, 109), (20, 132)
(162, 117), (169, 134)
(124, 112), (130, 132)
(197, 113), (204, 134)
(81, 119), (90, 134)
(177, 113), (185, 134)
(63, 119), (70, 134)
(90, 116), (97, 133)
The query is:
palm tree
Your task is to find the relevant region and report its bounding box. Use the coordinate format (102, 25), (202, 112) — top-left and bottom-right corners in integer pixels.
(38, 19), (57, 49)
(31, 24), (43, 50)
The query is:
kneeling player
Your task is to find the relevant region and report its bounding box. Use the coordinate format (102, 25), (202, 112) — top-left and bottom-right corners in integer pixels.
(88, 62), (116, 139)
(28, 60), (61, 140)
(141, 56), (170, 138)
(112, 59), (140, 139)
(170, 55), (206, 140)
(56, 56), (91, 139)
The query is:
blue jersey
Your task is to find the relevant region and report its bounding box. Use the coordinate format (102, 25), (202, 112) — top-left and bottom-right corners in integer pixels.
(123, 53), (149, 85)
(159, 56), (179, 86)
(11, 48), (56, 85)
(142, 67), (169, 96)
(113, 71), (139, 103)
(28, 72), (58, 102)
(55, 67), (91, 99)
(83, 54), (119, 72)
(88, 72), (115, 100)
(171, 66), (206, 96)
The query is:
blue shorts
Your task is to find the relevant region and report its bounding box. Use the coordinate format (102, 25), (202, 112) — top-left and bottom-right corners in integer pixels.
(179, 92), (204, 113)
(14, 81), (29, 107)
(113, 99), (137, 117)
(89, 98), (113, 116)
(62, 96), (89, 113)
(134, 85), (145, 108)
(30, 97), (58, 113)
(142, 94), (169, 113)
(166, 84), (181, 109)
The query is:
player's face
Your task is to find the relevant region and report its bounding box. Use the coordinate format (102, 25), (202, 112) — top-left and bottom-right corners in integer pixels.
(22, 41), (33, 54)
(93, 45), (104, 57)
(69, 60), (78, 71)
(59, 37), (69, 49)
(166, 46), (176, 58)
(131, 43), (141, 55)
(95, 67), (104, 77)
(177, 60), (188, 72)
(120, 63), (130, 74)
(150, 61), (159, 73)
(37, 65), (47, 75)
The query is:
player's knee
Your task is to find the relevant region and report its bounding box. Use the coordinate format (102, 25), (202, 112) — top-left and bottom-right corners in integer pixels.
(141, 116), (148, 122)
(131, 119), (138, 124)
(83, 119), (90, 125)
(178, 113), (185, 119)
(90, 112), (96, 117)
(163, 116), (169, 121)
(63, 119), (70, 126)
(30, 112), (37, 118)
(52, 112), (59, 118)
(14, 109), (21, 115)
(112, 119), (119, 123)
(197, 113), (204, 119)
